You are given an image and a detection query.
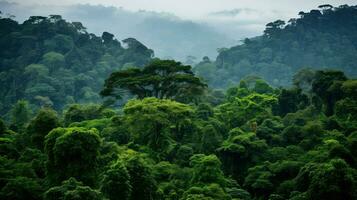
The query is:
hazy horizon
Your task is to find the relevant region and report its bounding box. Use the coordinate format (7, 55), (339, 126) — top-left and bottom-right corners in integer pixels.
(1, 0), (356, 61)
(7, 0), (357, 19)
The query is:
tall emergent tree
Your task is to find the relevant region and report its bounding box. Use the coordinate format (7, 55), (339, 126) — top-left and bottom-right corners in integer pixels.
(101, 59), (207, 103)
(44, 127), (101, 186)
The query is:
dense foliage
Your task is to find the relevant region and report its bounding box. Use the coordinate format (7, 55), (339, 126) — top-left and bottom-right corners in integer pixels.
(1, 67), (356, 199)
(0, 14), (153, 115)
(194, 5), (357, 88)
(1, 4), (357, 200)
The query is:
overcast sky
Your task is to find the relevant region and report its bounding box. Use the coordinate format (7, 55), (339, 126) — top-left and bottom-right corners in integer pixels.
(5, 0), (357, 32)
(8, 0), (357, 19)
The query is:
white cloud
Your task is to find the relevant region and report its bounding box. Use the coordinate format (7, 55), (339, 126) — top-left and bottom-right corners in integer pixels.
(8, 0), (357, 19)
(7, 0), (356, 37)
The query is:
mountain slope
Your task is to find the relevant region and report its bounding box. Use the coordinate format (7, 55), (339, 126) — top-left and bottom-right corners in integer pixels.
(0, 2), (237, 61)
(0, 15), (153, 114)
(195, 4), (357, 88)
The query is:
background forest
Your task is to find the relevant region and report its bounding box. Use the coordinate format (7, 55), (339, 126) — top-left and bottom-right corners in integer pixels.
(0, 4), (357, 200)
(194, 4), (357, 88)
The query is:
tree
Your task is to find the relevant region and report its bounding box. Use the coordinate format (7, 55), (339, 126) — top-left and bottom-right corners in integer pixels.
(200, 125), (222, 154)
(63, 104), (113, 126)
(312, 70), (347, 116)
(182, 183), (230, 200)
(254, 79), (274, 94)
(41, 51), (65, 72)
(274, 88), (309, 116)
(0, 118), (6, 135)
(341, 80), (357, 100)
(318, 4), (333, 10)
(10, 100), (32, 131)
(0, 177), (42, 200)
(24, 64), (49, 80)
(293, 69), (315, 92)
(196, 103), (214, 120)
(101, 160), (131, 200)
(27, 108), (60, 150)
(244, 164), (273, 198)
(335, 98), (357, 126)
(256, 118), (284, 145)
(101, 117), (131, 145)
(218, 128), (268, 181)
(123, 97), (194, 154)
(190, 154), (227, 186)
(102, 32), (114, 44)
(121, 38), (154, 66)
(125, 155), (157, 200)
(307, 159), (356, 200)
(44, 178), (102, 200)
(175, 145), (194, 166)
(101, 59), (207, 103)
(72, 22), (86, 32)
(44, 127), (101, 186)
(216, 92), (277, 129)
(281, 125), (304, 145)
(264, 20), (285, 36)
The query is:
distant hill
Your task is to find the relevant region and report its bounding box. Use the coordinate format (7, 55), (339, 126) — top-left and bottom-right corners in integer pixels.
(0, 2), (237, 61)
(0, 14), (153, 114)
(194, 4), (357, 88)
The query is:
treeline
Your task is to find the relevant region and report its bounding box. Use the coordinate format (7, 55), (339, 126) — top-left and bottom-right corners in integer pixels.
(0, 14), (153, 115)
(1, 66), (356, 199)
(194, 5), (357, 88)
(2, 5), (357, 116)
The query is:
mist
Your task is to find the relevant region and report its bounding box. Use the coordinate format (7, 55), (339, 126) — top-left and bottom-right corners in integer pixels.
(0, 1), (239, 61)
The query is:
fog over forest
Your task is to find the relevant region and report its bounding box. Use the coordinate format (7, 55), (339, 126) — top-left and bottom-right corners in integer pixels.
(1, 1), (243, 61)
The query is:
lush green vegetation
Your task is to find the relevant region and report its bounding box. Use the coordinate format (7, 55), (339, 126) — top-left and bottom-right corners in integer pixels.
(194, 5), (357, 88)
(1, 4), (357, 200)
(0, 14), (153, 115)
(1, 67), (356, 199)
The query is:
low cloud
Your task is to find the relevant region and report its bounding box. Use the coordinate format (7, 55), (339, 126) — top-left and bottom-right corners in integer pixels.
(0, 1), (240, 61)
(0, 1), (295, 60)
(210, 8), (258, 17)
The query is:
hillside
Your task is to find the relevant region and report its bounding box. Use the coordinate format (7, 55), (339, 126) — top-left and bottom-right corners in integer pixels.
(194, 5), (357, 88)
(0, 1), (237, 61)
(0, 14), (153, 115)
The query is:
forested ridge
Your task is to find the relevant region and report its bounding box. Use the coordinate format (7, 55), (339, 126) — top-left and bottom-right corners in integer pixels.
(0, 4), (357, 200)
(194, 5), (357, 88)
(0, 14), (153, 115)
